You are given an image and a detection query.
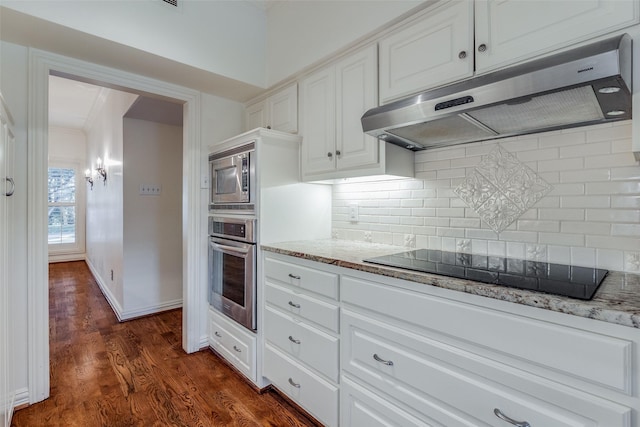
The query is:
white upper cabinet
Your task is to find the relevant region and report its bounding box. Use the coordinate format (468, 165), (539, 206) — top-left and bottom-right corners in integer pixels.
(379, 0), (639, 104)
(379, 0), (474, 104)
(301, 44), (414, 181)
(245, 83), (298, 133)
(475, 0), (640, 73)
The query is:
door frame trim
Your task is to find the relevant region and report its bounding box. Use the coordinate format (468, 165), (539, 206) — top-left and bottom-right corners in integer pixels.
(28, 48), (202, 403)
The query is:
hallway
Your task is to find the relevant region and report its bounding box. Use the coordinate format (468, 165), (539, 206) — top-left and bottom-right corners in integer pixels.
(11, 262), (318, 427)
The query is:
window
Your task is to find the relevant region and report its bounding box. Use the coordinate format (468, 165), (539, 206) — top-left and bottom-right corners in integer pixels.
(48, 167), (77, 245)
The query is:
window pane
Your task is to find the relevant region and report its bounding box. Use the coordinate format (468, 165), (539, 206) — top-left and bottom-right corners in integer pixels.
(48, 167), (76, 203)
(48, 204), (76, 244)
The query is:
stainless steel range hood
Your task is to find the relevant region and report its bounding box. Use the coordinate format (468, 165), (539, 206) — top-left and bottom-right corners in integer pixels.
(362, 34), (632, 151)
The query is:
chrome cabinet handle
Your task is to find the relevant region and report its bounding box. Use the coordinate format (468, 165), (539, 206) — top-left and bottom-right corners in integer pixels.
(288, 335), (301, 344)
(335, 150), (341, 156)
(373, 353), (393, 366)
(478, 43), (487, 52)
(233, 345), (241, 353)
(214, 331), (222, 337)
(5, 177), (14, 197)
(458, 50), (467, 59)
(494, 409), (530, 427)
(327, 152), (333, 158)
(288, 301), (301, 308)
(288, 378), (301, 388)
(288, 273), (301, 280)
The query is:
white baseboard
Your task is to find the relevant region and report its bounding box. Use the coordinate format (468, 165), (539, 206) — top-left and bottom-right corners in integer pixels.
(85, 258), (125, 321)
(119, 299), (183, 321)
(13, 386), (29, 408)
(48, 253), (86, 263)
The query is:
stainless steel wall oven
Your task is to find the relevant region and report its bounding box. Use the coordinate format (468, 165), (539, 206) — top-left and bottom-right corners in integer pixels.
(208, 216), (256, 331)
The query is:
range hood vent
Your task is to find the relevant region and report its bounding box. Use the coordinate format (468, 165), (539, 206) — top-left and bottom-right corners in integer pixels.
(362, 34), (632, 151)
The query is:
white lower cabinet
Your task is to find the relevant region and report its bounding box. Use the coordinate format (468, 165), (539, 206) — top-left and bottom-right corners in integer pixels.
(261, 253), (639, 427)
(263, 254), (340, 426)
(208, 308), (257, 383)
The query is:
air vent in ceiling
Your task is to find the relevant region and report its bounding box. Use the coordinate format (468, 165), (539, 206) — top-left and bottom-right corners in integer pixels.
(162, 0), (178, 7)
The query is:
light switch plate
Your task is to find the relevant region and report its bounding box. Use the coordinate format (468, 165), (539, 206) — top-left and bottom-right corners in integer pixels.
(201, 173), (209, 189)
(139, 184), (162, 195)
(348, 202), (359, 222)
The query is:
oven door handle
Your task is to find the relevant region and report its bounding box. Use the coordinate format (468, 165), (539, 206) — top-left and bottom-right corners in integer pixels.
(211, 242), (252, 255)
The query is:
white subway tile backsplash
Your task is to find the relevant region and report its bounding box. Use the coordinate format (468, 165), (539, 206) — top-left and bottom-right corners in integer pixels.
(584, 152), (637, 168)
(560, 169), (610, 183)
(506, 242), (525, 259)
(611, 224), (640, 237)
(586, 209), (640, 223)
(571, 247), (596, 267)
(561, 221), (610, 236)
(560, 196), (610, 208)
(331, 122), (638, 271)
(596, 249), (624, 271)
(538, 157), (583, 172)
(539, 208), (584, 221)
(539, 232), (584, 246)
(559, 141), (610, 158)
(517, 220), (560, 232)
(547, 246), (571, 264)
(586, 181), (640, 195)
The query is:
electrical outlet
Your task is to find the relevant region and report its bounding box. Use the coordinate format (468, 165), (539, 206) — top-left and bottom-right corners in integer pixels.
(348, 202), (359, 222)
(139, 184), (162, 195)
(201, 173), (209, 189)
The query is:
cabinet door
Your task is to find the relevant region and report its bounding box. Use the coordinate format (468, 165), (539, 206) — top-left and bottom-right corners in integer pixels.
(475, 0), (640, 73)
(335, 45), (379, 171)
(268, 83), (298, 133)
(245, 100), (266, 132)
(300, 67), (336, 176)
(378, 0), (474, 104)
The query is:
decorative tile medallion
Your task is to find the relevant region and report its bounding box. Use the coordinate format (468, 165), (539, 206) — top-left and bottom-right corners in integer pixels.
(454, 145), (552, 233)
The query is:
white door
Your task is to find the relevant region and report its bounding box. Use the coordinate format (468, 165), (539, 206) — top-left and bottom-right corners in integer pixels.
(300, 66), (336, 177)
(378, 0), (474, 104)
(335, 45), (379, 171)
(475, 0), (640, 73)
(267, 83), (298, 133)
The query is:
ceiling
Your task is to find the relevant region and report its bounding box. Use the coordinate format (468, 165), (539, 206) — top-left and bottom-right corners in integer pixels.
(49, 75), (184, 130)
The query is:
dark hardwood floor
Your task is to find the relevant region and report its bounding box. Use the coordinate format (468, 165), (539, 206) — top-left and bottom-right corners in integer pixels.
(11, 261), (318, 427)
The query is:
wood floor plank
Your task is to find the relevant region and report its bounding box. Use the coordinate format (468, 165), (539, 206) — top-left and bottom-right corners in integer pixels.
(11, 261), (319, 427)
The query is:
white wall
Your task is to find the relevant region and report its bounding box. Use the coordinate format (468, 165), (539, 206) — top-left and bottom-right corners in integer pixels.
(2, 0), (267, 88)
(85, 89), (139, 315)
(333, 122), (640, 273)
(265, 0), (423, 85)
(123, 118), (182, 316)
(0, 40), (29, 404)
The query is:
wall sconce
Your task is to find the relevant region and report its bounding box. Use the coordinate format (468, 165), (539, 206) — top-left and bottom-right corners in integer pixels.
(96, 157), (107, 184)
(85, 169), (94, 190)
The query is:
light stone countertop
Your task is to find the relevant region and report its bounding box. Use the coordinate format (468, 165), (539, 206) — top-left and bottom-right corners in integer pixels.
(262, 239), (640, 329)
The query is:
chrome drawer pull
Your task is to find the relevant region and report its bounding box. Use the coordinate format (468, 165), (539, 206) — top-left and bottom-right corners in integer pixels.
(373, 353), (393, 366)
(214, 331), (222, 337)
(494, 409), (530, 427)
(288, 378), (301, 388)
(288, 301), (301, 308)
(233, 345), (242, 353)
(288, 273), (301, 280)
(288, 335), (301, 344)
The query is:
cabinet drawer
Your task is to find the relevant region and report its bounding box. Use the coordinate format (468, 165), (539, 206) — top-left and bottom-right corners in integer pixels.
(208, 309), (256, 382)
(265, 281), (339, 332)
(341, 275), (632, 393)
(342, 308), (631, 427)
(341, 376), (437, 427)
(264, 306), (339, 382)
(264, 344), (339, 427)
(265, 257), (339, 299)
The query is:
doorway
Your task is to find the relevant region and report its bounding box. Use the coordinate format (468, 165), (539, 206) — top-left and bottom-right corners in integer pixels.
(27, 49), (203, 404)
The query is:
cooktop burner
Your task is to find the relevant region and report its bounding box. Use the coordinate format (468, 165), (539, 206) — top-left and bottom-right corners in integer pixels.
(364, 249), (608, 300)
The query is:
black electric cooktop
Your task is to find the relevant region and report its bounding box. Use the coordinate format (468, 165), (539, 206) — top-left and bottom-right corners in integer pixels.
(364, 249), (608, 300)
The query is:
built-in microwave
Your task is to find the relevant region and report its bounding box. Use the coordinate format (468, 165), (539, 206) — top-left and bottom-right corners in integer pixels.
(209, 141), (255, 212)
